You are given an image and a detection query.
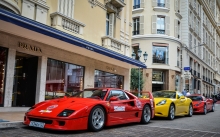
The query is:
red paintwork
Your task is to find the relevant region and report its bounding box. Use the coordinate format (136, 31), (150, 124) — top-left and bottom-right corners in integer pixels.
(187, 94), (213, 113)
(23, 88), (155, 130)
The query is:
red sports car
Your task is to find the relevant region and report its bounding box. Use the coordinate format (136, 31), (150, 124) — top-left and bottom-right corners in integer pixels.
(187, 94), (215, 114)
(24, 88), (155, 131)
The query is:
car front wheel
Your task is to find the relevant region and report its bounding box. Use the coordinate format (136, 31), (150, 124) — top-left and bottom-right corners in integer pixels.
(203, 105), (207, 115)
(187, 104), (193, 117)
(140, 105), (151, 124)
(211, 103), (215, 112)
(168, 104), (175, 120)
(88, 106), (105, 132)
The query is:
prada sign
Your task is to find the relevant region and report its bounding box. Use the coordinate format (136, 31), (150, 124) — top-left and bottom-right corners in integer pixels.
(18, 42), (42, 53)
(106, 66), (116, 72)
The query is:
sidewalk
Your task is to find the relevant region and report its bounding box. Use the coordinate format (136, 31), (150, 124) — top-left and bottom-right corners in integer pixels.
(0, 111), (26, 129)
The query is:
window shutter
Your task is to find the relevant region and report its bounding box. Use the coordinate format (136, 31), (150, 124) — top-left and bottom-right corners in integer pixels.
(165, 0), (170, 9)
(151, 15), (157, 34)
(175, 19), (178, 38)
(140, 0), (145, 8)
(174, 0), (178, 12)
(165, 16), (170, 35)
(109, 13), (114, 37)
(152, 0), (157, 7)
(140, 16), (144, 35)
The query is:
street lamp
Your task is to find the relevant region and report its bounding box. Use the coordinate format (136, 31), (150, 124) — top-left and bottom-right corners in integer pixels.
(132, 49), (148, 97)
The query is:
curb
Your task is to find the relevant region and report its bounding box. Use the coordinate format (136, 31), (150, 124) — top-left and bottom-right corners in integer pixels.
(0, 121), (23, 129)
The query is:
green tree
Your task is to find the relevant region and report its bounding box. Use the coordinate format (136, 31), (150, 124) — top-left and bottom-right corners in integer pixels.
(130, 68), (144, 91)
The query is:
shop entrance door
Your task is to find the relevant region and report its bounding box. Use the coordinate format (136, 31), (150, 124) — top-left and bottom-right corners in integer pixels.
(12, 52), (38, 107)
(152, 84), (163, 92)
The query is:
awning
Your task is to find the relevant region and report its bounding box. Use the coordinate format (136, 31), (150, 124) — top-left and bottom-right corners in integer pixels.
(0, 9), (146, 68)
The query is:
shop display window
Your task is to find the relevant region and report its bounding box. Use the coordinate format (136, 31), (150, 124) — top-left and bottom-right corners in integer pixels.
(94, 70), (123, 89)
(0, 47), (7, 106)
(45, 59), (84, 100)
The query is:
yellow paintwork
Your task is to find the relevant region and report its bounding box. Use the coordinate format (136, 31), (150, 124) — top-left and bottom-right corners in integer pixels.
(154, 91), (192, 118)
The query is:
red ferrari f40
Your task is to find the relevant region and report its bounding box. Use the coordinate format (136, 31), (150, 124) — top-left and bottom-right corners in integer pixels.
(23, 88), (155, 131)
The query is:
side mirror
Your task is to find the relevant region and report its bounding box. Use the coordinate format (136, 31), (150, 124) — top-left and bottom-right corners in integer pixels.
(109, 96), (118, 101)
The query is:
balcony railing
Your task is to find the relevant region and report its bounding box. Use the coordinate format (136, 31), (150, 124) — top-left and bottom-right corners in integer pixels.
(133, 30), (139, 35)
(105, 0), (125, 8)
(102, 36), (128, 55)
(133, 5), (140, 9)
(50, 12), (85, 35)
(157, 3), (165, 7)
(157, 29), (165, 34)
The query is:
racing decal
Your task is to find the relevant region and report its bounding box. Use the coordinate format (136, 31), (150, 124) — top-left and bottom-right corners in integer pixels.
(39, 110), (52, 113)
(114, 106), (125, 111)
(136, 100), (142, 109)
(47, 105), (58, 110)
(106, 102), (110, 107)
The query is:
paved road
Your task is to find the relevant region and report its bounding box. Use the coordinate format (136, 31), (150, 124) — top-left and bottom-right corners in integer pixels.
(0, 104), (220, 137)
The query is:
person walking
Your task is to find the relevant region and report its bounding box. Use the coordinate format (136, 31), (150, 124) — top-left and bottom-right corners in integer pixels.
(186, 90), (191, 96)
(182, 89), (186, 96)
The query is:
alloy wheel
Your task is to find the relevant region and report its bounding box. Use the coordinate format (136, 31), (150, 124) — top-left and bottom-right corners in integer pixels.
(91, 108), (105, 130)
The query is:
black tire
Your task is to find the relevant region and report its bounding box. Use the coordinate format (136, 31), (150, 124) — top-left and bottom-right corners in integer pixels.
(168, 104), (175, 120)
(187, 104), (193, 117)
(211, 103), (215, 112)
(203, 104), (207, 115)
(140, 105), (151, 124)
(88, 106), (105, 132)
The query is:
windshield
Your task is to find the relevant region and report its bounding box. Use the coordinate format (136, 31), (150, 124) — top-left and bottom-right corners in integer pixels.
(153, 91), (176, 99)
(187, 96), (203, 101)
(72, 89), (107, 100)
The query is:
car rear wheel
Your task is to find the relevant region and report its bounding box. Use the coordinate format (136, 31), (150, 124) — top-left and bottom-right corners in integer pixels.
(203, 105), (207, 115)
(88, 106), (105, 132)
(140, 105), (151, 124)
(211, 103), (215, 112)
(168, 104), (175, 120)
(187, 104), (193, 117)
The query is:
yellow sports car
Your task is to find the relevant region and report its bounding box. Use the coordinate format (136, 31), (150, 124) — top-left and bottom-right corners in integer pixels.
(152, 90), (193, 120)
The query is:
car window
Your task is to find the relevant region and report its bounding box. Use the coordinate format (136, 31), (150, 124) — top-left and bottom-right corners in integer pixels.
(187, 96), (203, 101)
(177, 92), (184, 99)
(106, 90), (129, 101)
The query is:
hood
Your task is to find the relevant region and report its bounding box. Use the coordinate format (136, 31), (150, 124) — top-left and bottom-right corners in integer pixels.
(154, 98), (172, 105)
(28, 97), (102, 118)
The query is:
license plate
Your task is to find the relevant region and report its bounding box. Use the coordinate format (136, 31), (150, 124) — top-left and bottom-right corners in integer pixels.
(29, 121), (45, 128)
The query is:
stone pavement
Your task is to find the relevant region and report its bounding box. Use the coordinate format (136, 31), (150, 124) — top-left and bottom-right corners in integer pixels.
(0, 111), (25, 128)
(0, 124), (220, 137)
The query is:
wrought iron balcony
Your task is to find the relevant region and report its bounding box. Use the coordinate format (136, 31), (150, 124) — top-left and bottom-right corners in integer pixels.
(133, 5), (140, 9)
(157, 3), (165, 7)
(157, 29), (165, 34)
(133, 30), (139, 35)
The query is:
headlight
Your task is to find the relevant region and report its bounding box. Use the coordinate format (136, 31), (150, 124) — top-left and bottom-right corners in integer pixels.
(58, 109), (75, 117)
(157, 100), (167, 106)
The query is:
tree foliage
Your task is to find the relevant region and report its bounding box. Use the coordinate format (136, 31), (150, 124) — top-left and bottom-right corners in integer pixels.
(130, 68), (144, 91)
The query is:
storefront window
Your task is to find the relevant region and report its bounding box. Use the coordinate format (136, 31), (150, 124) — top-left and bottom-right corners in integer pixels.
(94, 70), (123, 89)
(45, 59), (84, 100)
(152, 46), (169, 64)
(0, 47), (7, 106)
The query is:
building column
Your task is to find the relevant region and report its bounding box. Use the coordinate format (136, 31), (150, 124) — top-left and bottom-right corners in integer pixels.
(4, 49), (16, 107)
(35, 56), (47, 104)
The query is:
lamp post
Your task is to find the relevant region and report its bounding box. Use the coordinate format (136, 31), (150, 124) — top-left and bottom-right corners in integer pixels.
(132, 48), (148, 97)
